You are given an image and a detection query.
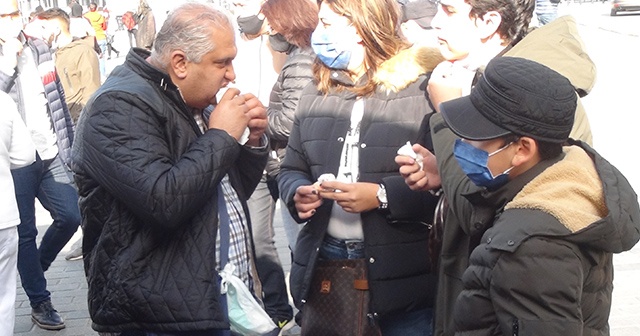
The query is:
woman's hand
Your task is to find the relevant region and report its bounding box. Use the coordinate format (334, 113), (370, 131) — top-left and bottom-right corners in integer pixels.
(318, 181), (379, 213)
(293, 185), (323, 220)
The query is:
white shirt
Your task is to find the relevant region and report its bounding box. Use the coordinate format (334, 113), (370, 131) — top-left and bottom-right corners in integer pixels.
(0, 92), (36, 229)
(327, 99), (365, 240)
(17, 48), (58, 160)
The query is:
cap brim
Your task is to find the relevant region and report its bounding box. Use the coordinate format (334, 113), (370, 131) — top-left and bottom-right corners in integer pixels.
(440, 96), (511, 141)
(414, 17), (433, 29)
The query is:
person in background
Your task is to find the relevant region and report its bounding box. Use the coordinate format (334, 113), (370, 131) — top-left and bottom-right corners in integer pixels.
(535, 0), (559, 25)
(235, 0), (320, 332)
(69, 2), (95, 39)
(277, 0), (444, 334)
(0, 92), (36, 336)
(261, 0), (317, 258)
(439, 56), (639, 335)
(73, 3), (271, 335)
(33, 8), (100, 124)
(135, 0), (156, 51)
(101, 6), (120, 59)
(1, 0), (79, 330)
(121, 10), (137, 48)
(84, 2), (107, 79)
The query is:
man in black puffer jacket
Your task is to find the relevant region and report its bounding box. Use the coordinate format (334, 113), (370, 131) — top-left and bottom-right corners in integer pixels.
(72, 3), (269, 334)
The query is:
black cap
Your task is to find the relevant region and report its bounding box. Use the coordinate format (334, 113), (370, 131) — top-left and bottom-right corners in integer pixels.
(440, 57), (577, 143)
(400, 0), (437, 29)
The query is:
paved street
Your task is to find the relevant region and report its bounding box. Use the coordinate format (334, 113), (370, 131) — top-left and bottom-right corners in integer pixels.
(13, 3), (640, 335)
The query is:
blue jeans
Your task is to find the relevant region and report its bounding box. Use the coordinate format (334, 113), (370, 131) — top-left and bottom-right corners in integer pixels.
(379, 307), (433, 336)
(98, 39), (107, 79)
(319, 235), (433, 335)
(12, 154), (81, 305)
(319, 235), (365, 260)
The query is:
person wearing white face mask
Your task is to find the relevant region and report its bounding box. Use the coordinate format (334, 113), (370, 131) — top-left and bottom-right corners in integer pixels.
(1, 0), (78, 331)
(277, 0), (444, 334)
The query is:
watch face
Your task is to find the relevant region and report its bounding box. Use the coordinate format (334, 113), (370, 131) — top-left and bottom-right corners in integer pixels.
(377, 184), (388, 205)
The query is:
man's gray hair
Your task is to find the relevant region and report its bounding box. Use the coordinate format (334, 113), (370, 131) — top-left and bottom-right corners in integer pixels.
(152, 3), (233, 67)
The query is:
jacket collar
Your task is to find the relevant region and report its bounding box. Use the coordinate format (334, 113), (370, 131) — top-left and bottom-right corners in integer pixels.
(125, 48), (179, 94)
(463, 154), (562, 228)
(373, 46), (443, 93)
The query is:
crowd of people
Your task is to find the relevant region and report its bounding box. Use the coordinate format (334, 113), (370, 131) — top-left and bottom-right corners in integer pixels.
(1, 0), (639, 335)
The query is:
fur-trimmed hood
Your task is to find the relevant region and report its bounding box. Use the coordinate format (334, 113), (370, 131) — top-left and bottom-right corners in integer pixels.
(505, 144), (640, 253)
(373, 46), (444, 93)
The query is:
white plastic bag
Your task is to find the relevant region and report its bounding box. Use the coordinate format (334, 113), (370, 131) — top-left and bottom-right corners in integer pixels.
(219, 263), (277, 336)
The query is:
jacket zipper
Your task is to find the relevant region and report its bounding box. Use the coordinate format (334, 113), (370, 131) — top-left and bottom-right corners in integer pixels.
(63, 68), (74, 92)
(512, 319), (519, 336)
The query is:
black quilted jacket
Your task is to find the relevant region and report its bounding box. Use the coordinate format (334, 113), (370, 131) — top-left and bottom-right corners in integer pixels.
(72, 49), (267, 332)
(278, 46), (444, 318)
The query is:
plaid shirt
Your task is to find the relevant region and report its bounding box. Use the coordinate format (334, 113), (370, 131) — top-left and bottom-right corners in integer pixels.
(194, 113), (255, 291)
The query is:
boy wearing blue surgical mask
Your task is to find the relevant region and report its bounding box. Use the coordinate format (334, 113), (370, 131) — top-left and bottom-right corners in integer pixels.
(399, 57), (640, 335)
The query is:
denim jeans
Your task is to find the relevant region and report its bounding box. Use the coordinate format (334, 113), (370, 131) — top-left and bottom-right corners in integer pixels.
(319, 235), (365, 260)
(98, 39), (107, 79)
(11, 154), (81, 305)
(379, 307), (433, 336)
(246, 174), (293, 323)
(319, 235), (433, 335)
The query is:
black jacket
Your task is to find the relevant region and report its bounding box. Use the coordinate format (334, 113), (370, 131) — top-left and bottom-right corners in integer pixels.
(454, 141), (640, 335)
(72, 49), (267, 332)
(278, 46), (444, 318)
(265, 46), (315, 178)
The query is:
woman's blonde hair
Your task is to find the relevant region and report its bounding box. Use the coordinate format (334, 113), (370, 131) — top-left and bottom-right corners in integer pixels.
(315, 0), (410, 96)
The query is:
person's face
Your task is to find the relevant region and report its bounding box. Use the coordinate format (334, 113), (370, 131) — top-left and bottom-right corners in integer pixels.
(465, 138), (516, 177)
(316, 2), (364, 72)
(431, 0), (483, 61)
(0, 0), (22, 42)
(179, 26), (237, 110)
(31, 19), (61, 49)
(89, 4), (97, 11)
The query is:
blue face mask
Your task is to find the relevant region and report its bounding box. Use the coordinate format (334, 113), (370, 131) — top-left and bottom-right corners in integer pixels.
(453, 139), (514, 191)
(311, 26), (352, 70)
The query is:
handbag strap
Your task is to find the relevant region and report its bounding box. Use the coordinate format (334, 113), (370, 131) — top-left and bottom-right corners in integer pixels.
(217, 184), (230, 268)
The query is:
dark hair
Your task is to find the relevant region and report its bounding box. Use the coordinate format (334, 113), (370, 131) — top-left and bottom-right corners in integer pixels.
(37, 8), (71, 33)
(261, 0), (319, 49)
(468, 0), (534, 44)
(501, 134), (562, 160)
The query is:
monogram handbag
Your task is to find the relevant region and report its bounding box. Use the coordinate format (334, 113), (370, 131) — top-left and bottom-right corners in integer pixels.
(301, 259), (381, 336)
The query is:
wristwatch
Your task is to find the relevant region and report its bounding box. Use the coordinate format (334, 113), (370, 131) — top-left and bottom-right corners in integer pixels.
(377, 184), (388, 209)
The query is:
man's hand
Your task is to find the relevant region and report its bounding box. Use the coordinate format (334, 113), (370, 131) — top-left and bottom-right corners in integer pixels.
(318, 181), (379, 213)
(293, 185), (323, 220)
(208, 88), (250, 140)
(242, 93), (267, 147)
(0, 38), (23, 72)
(427, 61), (475, 113)
(396, 144), (441, 191)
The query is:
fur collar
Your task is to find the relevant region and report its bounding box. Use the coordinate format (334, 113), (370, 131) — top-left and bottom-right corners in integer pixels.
(373, 46), (444, 93)
(505, 146), (607, 233)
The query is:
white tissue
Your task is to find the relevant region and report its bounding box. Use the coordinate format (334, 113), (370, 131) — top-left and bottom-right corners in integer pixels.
(238, 127), (250, 145)
(397, 141), (424, 170)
